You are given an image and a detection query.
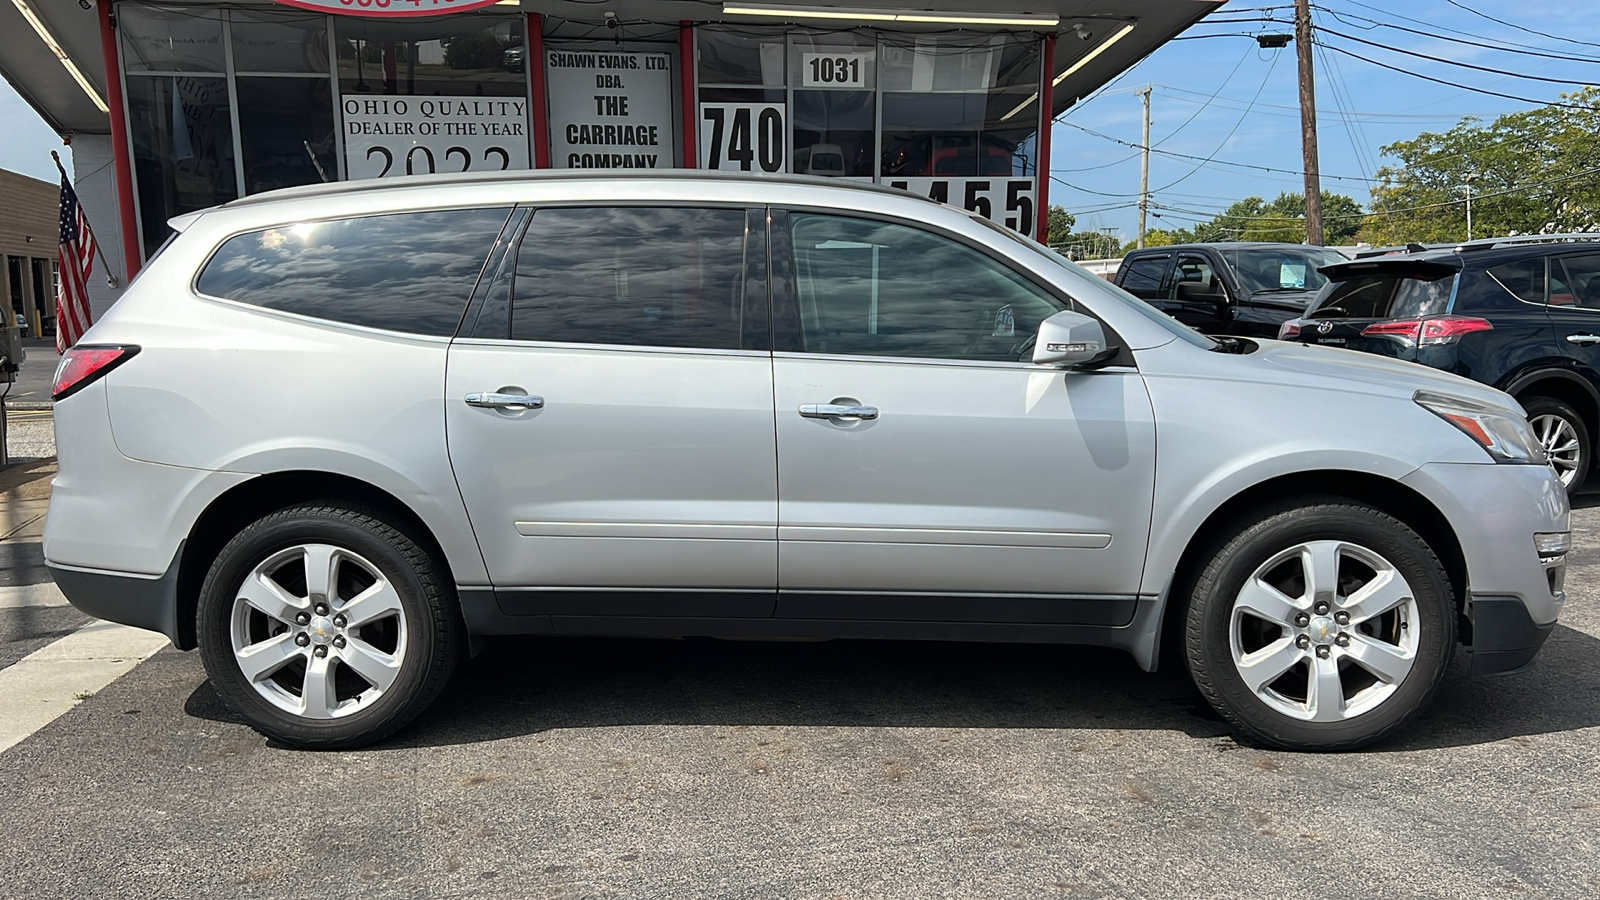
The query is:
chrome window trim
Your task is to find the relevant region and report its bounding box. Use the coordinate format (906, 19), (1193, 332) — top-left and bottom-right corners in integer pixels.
(773, 350), (1131, 372)
(451, 337), (771, 359)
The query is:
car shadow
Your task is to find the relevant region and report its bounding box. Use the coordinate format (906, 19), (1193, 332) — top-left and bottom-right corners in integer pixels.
(179, 621), (1600, 753)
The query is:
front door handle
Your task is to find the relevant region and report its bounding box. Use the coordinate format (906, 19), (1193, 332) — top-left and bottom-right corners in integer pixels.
(465, 391), (544, 410)
(799, 403), (878, 420)
(1566, 334), (1600, 346)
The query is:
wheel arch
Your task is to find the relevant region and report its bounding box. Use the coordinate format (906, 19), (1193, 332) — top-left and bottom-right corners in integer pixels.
(172, 471), (461, 651)
(1504, 367), (1600, 443)
(1155, 469), (1469, 668)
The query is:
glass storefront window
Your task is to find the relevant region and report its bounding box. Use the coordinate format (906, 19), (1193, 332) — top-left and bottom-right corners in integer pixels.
(230, 11), (330, 74)
(237, 77), (337, 194)
(333, 16), (525, 99)
(120, 6), (225, 73)
(124, 75), (236, 257)
(879, 35), (1040, 180)
(699, 28), (787, 86)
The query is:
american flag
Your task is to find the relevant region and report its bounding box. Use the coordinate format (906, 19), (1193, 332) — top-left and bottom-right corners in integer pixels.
(55, 159), (96, 353)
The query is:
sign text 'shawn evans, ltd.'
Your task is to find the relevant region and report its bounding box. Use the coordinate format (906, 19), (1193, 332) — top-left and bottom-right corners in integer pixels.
(546, 50), (675, 169)
(341, 97), (530, 180)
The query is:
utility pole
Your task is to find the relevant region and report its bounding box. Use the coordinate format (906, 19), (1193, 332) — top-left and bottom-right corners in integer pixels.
(1464, 172), (1478, 240)
(1294, 0), (1323, 245)
(1137, 86), (1151, 249)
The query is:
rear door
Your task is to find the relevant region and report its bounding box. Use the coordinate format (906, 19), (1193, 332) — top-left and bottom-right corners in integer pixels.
(445, 205), (778, 618)
(1115, 252), (1171, 301)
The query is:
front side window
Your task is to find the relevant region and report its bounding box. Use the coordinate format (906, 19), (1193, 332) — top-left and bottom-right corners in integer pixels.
(196, 207), (511, 335)
(787, 213), (1065, 361)
(1170, 255), (1221, 299)
(510, 207), (749, 350)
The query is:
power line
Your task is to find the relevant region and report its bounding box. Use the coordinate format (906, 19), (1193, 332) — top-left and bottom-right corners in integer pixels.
(1441, 0), (1600, 52)
(1315, 41), (1600, 111)
(1317, 24), (1600, 86)
(1315, 5), (1600, 65)
(1149, 46), (1283, 193)
(1058, 119), (1385, 182)
(1333, 0), (1596, 59)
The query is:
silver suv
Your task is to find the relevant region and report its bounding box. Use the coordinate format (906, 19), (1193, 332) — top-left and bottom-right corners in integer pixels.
(46, 172), (1568, 751)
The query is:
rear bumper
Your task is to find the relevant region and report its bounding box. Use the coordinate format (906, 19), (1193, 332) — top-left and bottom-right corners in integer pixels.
(49, 547), (184, 648)
(1467, 593), (1556, 677)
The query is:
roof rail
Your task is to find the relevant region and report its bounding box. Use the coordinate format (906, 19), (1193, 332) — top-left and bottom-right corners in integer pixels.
(214, 168), (944, 211)
(1453, 232), (1600, 252)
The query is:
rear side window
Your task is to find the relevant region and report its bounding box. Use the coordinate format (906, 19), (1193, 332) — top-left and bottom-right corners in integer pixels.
(1487, 258), (1546, 305)
(1554, 255), (1600, 308)
(1120, 255), (1167, 294)
(510, 207), (749, 350)
(197, 208), (511, 336)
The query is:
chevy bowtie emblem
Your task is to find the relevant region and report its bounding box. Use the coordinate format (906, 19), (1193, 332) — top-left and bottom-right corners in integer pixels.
(1317, 321), (1334, 334)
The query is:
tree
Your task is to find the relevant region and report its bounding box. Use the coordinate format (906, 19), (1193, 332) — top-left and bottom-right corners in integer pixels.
(1130, 191), (1364, 250)
(1045, 205), (1076, 246)
(1360, 87), (1600, 245)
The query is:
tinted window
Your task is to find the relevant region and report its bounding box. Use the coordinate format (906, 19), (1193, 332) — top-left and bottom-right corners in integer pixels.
(511, 207), (749, 350)
(1487, 258), (1546, 305)
(197, 208), (509, 335)
(788, 213), (1065, 361)
(1223, 247), (1346, 294)
(1171, 254), (1221, 299)
(1120, 255), (1167, 295)
(1312, 273), (1456, 319)
(1555, 255), (1600, 309)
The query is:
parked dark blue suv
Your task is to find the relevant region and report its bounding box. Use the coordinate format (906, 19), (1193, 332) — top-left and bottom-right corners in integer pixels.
(1281, 235), (1600, 492)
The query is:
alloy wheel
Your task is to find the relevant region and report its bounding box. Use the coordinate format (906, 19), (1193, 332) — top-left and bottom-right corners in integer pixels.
(1229, 540), (1419, 722)
(1529, 413), (1582, 486)
(228, 543), (408, 719)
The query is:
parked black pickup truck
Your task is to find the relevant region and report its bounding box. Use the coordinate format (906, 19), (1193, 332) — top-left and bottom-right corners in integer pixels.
(1113, 242), (1349, 337)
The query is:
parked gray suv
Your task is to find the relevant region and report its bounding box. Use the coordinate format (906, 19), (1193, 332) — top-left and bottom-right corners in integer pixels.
(46, 172), (1567, 751)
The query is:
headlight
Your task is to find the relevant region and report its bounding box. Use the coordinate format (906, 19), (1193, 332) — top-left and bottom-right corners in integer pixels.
(1415, 390), (1547, 465)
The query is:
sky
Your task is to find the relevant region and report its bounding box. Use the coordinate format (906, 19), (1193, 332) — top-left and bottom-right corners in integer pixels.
(0, 0), (1595, 240)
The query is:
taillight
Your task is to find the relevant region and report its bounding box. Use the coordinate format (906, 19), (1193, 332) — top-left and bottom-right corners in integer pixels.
(1278, 320), (1301, 340)
(1360, 316), (1492, 346)
(52, 345), (140, 401)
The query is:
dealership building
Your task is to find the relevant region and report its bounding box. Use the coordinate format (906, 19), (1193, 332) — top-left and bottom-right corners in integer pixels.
(0, 0), (1218, 319)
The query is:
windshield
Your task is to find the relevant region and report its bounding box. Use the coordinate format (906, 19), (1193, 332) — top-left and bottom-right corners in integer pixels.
(971, 215), (1218, 349)
(1223, 247), (1349, 294)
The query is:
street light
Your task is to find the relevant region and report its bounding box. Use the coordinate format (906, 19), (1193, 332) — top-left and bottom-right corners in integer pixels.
(1464, 172), (1478, 241)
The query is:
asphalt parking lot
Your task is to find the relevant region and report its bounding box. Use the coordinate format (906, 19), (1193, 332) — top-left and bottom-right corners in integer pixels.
(1, 463), (1598, 899)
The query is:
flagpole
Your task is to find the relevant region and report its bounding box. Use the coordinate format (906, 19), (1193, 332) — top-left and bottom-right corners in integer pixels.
(50, 150), (120, 289)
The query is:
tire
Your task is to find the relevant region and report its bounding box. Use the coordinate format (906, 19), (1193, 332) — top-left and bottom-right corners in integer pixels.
(197, 503), (461, 749)
(1184, 499), (1455, 751)
(1521, 396), (1590, 494)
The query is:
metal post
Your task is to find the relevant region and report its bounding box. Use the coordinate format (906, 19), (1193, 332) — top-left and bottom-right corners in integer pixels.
(1295, 0), (1323, 245)
(1465, 172), (1477, 241)
(1137, 85), (1150, 249)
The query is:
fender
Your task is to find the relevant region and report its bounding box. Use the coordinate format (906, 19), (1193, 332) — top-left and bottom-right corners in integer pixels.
(1500, 362), (1600, 409)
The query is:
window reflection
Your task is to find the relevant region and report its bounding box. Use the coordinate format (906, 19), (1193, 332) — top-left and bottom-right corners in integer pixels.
(196, 209), (512, 336)
(125, 75), (236, 258)
(237, 77), (337, 193)
(512, 208), (749, 350)
(789, 214), (1063, 360)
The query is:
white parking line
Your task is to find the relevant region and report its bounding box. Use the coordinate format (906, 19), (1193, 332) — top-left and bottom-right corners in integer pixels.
(0, 582), (70, 610)
(0, 620), (169, 754)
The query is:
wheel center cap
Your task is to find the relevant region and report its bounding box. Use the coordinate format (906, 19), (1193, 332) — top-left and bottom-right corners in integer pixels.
(1307, 615), (1336, 643)
(308, 615), (336, 644)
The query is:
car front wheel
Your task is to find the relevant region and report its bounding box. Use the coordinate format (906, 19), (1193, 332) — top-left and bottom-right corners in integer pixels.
(1522, 396), (1589, 493)
(1185, 499), (1455, 751)
(197, 504), (461, 749)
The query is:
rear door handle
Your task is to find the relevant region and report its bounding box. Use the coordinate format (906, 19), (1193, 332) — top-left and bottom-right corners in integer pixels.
(465, 391), (544, 410)
(799, 403), (878, 420)
(1566, 334), (1600, 346)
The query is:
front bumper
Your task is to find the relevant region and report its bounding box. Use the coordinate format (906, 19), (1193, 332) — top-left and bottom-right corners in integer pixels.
(1466, 593), (1556, 677)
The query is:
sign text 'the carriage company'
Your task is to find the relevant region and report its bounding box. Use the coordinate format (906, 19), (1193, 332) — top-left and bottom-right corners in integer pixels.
(546, 50), (675, 169)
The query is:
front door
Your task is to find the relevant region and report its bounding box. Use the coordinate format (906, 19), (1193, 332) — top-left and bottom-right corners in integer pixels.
(768, 210), (1157, 625)
(445, 206), (777, 617)
(1151, 252), (1230, 333)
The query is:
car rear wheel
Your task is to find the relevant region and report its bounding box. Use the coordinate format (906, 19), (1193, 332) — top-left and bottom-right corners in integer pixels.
(1185, 499), (1454, 751)
(1522, 397), (1589, 493)
(197, 504), (461, 749)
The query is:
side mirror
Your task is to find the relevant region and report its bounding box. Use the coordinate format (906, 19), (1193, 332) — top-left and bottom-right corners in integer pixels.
(1033, 310), (1115, 368)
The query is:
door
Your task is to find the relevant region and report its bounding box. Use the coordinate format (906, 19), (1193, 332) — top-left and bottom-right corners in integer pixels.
(445, 206), (777, 617)
(1150, 252), (1229, 333)
(1117, 251), (1170, 301)
(769, 210), (1157, 624)
(1548, 253), (1600, 362)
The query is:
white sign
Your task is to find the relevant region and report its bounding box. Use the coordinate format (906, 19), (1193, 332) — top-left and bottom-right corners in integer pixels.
(546, 49), (675, 169)
(800, 51), (873, 88)
(342, 96), (530, 180)
(275, 0), (502, 16)
(700, 104), (786, 173)
(888, 177), (1038, 239)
